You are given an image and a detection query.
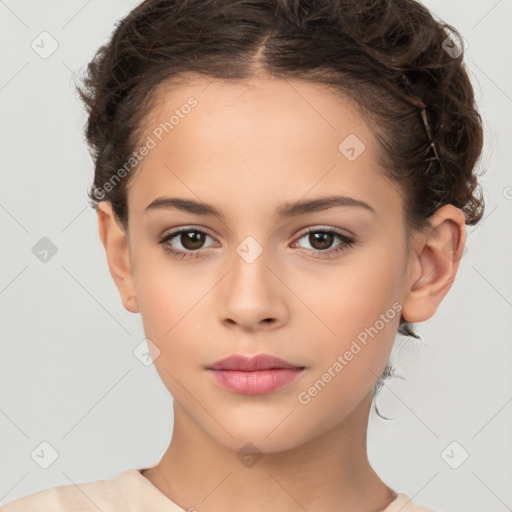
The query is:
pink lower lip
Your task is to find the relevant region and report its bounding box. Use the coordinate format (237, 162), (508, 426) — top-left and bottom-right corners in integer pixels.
(207, 368), (305, 395)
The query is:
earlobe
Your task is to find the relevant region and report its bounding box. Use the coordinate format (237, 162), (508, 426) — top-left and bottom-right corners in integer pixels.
(401, 204), (466, 323)
(96, 201), (139, 314)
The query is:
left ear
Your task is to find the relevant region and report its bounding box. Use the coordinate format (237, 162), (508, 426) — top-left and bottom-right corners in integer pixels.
(401, 204), (467, 323)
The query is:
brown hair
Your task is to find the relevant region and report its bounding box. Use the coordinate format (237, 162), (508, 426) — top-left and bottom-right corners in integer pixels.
(76, 0), (485, 415)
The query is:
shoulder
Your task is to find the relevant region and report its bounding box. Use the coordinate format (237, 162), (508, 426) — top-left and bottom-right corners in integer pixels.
(1, 469), (135, 512)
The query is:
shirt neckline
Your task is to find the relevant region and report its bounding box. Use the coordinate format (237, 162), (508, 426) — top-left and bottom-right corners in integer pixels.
(119, 467), (187, 510)
(124, 467), (410, 512)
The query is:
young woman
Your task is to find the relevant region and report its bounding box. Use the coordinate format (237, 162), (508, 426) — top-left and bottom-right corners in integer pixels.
(2, 0), (484, 510)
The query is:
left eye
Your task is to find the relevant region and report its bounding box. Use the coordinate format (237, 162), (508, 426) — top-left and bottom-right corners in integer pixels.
(292, 228), (355, 257)
(158, 227), (355, 259)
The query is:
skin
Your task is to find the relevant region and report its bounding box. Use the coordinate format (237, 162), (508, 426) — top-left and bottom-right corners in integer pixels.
(97, 75), (466, 512)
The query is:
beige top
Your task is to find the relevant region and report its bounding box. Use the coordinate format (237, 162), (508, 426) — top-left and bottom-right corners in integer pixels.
(1, 467), (435, 511)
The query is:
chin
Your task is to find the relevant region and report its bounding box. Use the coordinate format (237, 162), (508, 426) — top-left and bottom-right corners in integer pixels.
(205, 421), (313, 456)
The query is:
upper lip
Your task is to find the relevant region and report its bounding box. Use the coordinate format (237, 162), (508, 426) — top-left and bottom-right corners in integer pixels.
(206, 354), (305, 371)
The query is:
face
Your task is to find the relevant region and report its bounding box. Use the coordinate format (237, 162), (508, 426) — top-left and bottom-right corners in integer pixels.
(100, 76), (425, 453)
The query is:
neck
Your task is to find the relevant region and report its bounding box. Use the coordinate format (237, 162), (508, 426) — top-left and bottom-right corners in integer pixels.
(142, 390), (397, 512)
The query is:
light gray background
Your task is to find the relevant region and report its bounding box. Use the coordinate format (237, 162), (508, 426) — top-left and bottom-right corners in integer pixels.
(0, 1), (511, 511)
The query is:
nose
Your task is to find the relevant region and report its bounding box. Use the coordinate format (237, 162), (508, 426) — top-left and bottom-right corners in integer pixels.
(218, 247), (289, 332)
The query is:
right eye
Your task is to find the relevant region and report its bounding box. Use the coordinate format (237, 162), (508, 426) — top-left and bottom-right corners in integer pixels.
(158, 227), (219, 259)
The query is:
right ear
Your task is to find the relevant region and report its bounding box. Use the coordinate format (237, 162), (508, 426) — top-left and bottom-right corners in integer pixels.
(96, 201), (139, 313)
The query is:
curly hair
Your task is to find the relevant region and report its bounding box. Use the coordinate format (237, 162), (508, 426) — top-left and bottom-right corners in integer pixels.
(76, 0), (485, 417)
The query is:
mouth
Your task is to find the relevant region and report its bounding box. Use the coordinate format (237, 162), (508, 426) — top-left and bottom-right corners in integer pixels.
(205, 353), (306, 395)
(206, 353), (305, 372)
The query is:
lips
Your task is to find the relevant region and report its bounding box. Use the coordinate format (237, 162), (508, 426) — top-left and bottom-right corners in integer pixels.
(205, 354), (307, 395)
(206, 353), (304, 371)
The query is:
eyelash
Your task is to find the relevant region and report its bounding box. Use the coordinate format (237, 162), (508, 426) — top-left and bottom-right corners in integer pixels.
(158, 226), (356, 260)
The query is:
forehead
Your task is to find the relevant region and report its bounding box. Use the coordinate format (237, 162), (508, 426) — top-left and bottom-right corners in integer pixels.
(126, 75), (403, 224)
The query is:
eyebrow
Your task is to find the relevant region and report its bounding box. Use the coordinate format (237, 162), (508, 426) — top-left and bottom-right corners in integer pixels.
(144, 195), (376, 220)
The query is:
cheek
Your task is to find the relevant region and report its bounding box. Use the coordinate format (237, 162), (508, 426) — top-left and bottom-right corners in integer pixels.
(133, 246), (207, 329)
(296, 285), (400, 419)
(132, 255), (215, 370)
(297, 247), (403, 385)
(301, 247), (403, 338)
(137, 282), (209, 359)
(135, 271), (208, 398)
